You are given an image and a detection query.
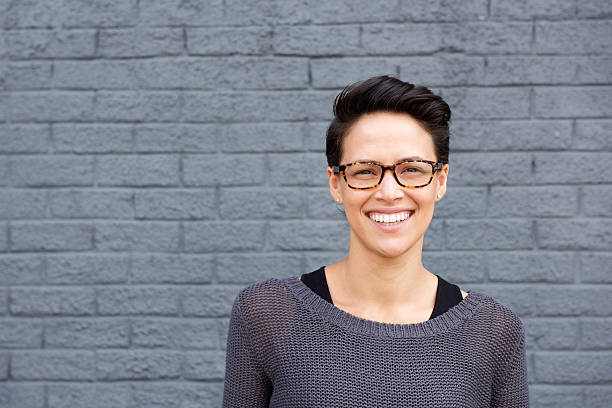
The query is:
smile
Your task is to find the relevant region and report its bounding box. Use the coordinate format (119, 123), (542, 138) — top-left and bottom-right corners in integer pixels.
(368, 210), (414, 226)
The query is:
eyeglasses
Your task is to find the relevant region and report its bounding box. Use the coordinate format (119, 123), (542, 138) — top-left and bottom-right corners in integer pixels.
(332, 159), (446, 190)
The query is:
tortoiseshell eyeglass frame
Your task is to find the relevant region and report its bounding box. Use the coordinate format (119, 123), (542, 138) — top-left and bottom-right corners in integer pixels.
(332, 159), (447, 190)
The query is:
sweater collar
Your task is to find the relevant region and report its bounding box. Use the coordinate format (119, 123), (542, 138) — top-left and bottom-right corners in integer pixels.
(282, 275), (487, 338)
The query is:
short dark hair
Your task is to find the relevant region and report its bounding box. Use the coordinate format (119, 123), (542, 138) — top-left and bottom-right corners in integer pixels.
(325, 75), (451, 167)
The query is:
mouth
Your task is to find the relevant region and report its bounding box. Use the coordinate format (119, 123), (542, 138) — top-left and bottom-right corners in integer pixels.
(366, 210), (415, 229)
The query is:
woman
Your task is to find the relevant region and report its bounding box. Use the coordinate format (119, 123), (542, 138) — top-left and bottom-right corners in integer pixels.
(222, 76), (529, 407)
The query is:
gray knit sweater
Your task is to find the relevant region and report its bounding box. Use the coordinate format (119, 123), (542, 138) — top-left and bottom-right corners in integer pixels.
(222, 276), (529, 407)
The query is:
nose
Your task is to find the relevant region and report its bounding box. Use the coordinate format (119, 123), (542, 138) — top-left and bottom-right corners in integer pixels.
(375, 168), (403, 200)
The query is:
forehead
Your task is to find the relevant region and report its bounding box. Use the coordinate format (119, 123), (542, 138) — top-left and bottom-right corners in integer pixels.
(341, 111), (436, 163)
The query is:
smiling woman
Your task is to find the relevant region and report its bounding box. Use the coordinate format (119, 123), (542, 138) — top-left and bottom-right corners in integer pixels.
(222, 76), (529, 407)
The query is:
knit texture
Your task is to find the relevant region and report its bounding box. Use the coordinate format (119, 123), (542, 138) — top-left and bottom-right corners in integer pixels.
(222, 276), (529, 407)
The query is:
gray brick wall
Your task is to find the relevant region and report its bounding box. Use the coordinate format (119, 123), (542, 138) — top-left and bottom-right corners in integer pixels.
(0, 0), (611, 406)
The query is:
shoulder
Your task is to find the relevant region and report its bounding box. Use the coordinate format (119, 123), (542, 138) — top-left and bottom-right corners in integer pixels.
(472, 291), (526, 351)
(232, 277), (294, 321)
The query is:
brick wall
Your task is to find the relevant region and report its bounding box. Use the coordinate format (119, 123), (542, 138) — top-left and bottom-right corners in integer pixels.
(1, 1), (611, 407)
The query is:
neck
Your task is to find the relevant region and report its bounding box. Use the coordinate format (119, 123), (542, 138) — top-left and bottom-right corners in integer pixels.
(336, 232), (435, 309)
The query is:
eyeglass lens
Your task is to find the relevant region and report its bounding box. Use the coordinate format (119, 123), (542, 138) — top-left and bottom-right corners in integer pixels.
(344, 162), (433, 188)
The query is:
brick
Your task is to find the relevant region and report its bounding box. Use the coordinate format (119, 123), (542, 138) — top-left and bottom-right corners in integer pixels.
(441, 87), (530, 119)
(583, 185), (612, 216)
(488, 56), (612, 85)
(95, 222), (180, 251)
(362, 24), (444, 54)
(96, 91), (180, 122)
(49, 189), (134, 219)
(11, 155), (94, 186)
(585, 387), (612, 408)
(4, 61), (52, 89)
(0, 222), (6, 251)
(524, 318), (578, 349)
(183, 153), (265, 186)
(582, 319), (612, 349)
(536, 21), (612, 54)
(536, 286), (612, 316)
(0, 124), (50, 153)
(10, 287), (96, 316)
(134, 124), (218, 153)
(135, 189), (215, 220)
(48, 384), (131, 408)
(132, 318), (219, 349)
(138, 0), (223, 26)
(487, 251), (575, 282)
(400, 0), (488, 20)
(216, 253), (302, 283)
(97, 286), (180, 316)
(449, 120), (572, 151)
(99, 28), (183, 58)
(188, 26), (272, 55)
(97, 350), (182, 380)
(273, 25), (361, 55)
(183, 221), (265, 252)
(268, 153), (329, 186)
(182, 91), (334, 122)
(0, 255), (45, 285)
(534, 152), (612, 184)
(220, 122), (303, 152)
(576, 0), (612, 18)
(446, 219), (533, 249)
(0, 319), (42, 348)
(574, 120), (612, 149)
(9, 91), (95, 122)
(268, 220), (349, 250)
(53, 124), (132, 152)
(0, 384), (45, 408)
(3, 0), (138, 28)
(0, 189), (47, 219)
(0, 353), (6, 379)
(3, 29), (96, 59)
(489, 186), (577, 217)
(432, 187), (487, 217)
(219, 187), (303, 219)
(45, 319), (129, 348)
(12, 350), (96, 380)
(181, 285), (239, 316)
(46, 254), (130, 284)
(97, 155), (179, 186)
(313, 58), (398, 88)
(0, 288), (6, 315)
(447, 152), (532, 185)
(398, 55), (484, 86)
(183, 351), (224, 379)
(535, 86), (612, 118)
(537, 219), (612, 250)
(54, 60), (137, 89)
(490, 0), (576, 20)
(581, 253), (612, 283)
(535, 352), (612, 383)
(228, 0), (399, 25)
(0, 158), (7, 187)
(11, 221), (94, 251)
(131, 254), (214, 283)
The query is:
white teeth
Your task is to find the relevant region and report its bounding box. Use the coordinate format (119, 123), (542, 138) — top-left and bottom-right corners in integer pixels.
(369, 211), (412, 224)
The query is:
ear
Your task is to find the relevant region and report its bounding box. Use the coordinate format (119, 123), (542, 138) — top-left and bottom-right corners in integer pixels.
(434, 163), (449, 202)
(327, 166), (342, 203)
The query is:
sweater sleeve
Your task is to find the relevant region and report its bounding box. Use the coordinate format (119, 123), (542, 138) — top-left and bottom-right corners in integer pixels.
(222, 292), (272, 407)
(491, 323), (530, 407)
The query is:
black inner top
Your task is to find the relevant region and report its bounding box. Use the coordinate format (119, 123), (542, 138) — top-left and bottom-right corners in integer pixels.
(300, 266), (464, 320)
